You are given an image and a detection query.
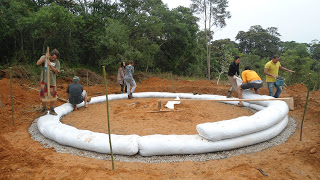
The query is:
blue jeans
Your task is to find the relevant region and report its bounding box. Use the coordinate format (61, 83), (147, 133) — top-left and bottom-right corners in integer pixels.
(267, 82), (282, 98)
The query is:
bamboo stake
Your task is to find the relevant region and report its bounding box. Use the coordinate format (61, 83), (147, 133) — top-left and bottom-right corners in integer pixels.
(9, 67), (14, 126)
(300, 75), (311, 141)
(102, 66), (114, 170)
(46, 46), (51, 98)
(171, 71), (174, 93)
(86, 71), (89, 95)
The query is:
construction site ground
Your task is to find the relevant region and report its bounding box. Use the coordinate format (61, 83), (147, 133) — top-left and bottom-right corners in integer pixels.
(0, 70), (319, 179)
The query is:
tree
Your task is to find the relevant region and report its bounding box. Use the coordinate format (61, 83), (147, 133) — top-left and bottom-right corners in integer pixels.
(191, 0), (231, 80)
(236, 25), (281, 58)
(280, 44), (316, 87)
(310, 39), (320, 89)
(0, 0), (32, 64)
(211, 39), (239, 79)
(96, 19), (130, 73)
(25, 3), (81, 63)
(216, 44), (233, 84)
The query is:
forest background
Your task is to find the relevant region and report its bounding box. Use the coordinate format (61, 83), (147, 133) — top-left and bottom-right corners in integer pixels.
(1, 0), (319, 90)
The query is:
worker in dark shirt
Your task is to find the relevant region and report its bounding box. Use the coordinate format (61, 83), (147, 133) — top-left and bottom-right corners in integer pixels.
(227, 56), (241, 97)
(66, 76), (90, 110)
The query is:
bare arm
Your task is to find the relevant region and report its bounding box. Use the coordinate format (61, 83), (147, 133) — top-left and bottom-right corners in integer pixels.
(280, 66), (295, 73)
(264, 68), (278, 78)
(47, 61), (59, 74)
(36, 56), (46, 66)
(36, 53), (50, 66)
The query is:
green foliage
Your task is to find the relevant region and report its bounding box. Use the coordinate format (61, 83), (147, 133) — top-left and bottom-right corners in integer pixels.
(1, 0), (319, 90)
(96, 19), (130, 73)
(236, 25), (281, 58)
(240, 54), (267, 76)
(279, 44), (316, 87)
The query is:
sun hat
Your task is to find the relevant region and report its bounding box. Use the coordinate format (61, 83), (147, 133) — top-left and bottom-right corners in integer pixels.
(73, 76), (80, 82)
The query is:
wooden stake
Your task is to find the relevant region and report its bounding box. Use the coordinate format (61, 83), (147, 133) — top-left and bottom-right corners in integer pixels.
(300, 75), (311, 141)
(46, 46), (51, 98)
(158, 101), (161, 111)
(9, 67), (14, 126)
(86, 71), (89, 95)
(171, 71), (174, 93)
(102, 66), (114, 170)
(42, 46), (57, 103)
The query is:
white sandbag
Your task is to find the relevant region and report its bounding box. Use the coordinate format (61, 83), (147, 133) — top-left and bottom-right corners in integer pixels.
(37, 100), (139, 155)
(197, 92), (289, 141)
(235, 76), (243, 86)
(138, 116), (288, 156)
(37, 92), (290, 156)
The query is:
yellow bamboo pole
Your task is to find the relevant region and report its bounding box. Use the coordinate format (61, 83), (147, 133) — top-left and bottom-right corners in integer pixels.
(9, 67), (14, 126)
(171, 71), (174, 93)
(86, 71), (89, 95)
(102, 66), (114, 170)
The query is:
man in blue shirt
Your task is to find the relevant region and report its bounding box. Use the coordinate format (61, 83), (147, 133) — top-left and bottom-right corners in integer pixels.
(66, 76), (90, 110)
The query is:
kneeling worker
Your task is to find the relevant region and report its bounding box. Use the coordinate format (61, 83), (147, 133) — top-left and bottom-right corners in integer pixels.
(67, 76), (90, 110)
(238, 66), (263, 106)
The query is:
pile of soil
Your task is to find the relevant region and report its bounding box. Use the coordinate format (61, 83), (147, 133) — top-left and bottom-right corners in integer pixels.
(0, 74), (319, 179)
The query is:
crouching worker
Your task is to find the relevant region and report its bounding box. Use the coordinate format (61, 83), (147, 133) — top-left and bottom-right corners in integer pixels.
(67, 76), (90, 110)
(238, 66), (263, 106)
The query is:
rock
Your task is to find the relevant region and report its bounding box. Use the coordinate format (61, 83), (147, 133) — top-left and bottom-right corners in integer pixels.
(310, 148), (316, 154)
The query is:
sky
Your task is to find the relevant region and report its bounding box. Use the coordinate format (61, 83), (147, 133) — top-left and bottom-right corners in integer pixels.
(162, 0), (320, 44)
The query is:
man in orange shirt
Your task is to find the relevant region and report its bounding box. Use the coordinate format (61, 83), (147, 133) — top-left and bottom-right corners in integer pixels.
(238, 66), (263, 106)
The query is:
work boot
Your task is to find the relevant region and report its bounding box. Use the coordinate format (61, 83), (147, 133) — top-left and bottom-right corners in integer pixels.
(41, 107), (47, 116)
(49, 107), (58, 115)
(227, 90), (232, 98)
(128, 94), (132, 99)
(130, 93), (134, 99)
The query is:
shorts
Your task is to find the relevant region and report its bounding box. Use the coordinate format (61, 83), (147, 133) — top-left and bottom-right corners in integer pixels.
(40, 82), (57, 98)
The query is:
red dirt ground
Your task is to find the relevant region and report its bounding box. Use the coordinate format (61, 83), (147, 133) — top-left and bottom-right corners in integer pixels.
(0, 74), (319, 179)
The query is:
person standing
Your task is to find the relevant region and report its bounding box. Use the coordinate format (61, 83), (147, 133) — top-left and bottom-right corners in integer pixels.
(227, 56), (241, 98)
(124, 61), (136, 99)
(264, 55), (295, 98)
(36, 49), (60, 116)
(117, 61), (126, 93)
(237, 66), (263, 106)
(66, 76), (90, 110)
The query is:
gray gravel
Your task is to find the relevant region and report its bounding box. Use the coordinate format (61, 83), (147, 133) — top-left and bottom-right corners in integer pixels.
(29, 117), (296, 163)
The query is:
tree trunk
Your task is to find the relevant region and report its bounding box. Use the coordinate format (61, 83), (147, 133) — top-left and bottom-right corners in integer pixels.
(217, 72), (223, 84)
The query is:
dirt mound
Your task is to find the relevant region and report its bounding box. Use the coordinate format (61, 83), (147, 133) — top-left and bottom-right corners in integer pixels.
(0, 66), (34, 80)
(75, 68), (104, 85)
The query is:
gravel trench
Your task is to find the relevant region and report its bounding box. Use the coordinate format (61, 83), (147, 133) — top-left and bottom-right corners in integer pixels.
(29, 117), (296, 163)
